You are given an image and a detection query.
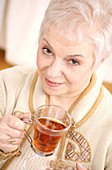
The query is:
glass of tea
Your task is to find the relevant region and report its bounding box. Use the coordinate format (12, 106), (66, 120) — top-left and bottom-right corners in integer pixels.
(13, 104), (72, 157)
(33, 104), (72, 156)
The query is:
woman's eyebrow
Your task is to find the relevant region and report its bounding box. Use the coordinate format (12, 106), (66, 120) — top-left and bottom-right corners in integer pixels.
(67, 54), (84, 58)
(42, 38), (53, 49)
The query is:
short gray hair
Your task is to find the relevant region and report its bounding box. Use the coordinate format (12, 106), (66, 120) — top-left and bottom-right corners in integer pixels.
(39, 0), (112, 64)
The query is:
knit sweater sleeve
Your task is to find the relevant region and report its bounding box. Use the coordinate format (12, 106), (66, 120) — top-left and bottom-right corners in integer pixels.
(0, 76), (21, 163)
(0, 66), (36, 164)
(0, 66), (37, 166)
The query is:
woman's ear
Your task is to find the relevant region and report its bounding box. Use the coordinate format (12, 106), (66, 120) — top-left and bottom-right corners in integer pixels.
(100, 55), (109, 65)
(94, 55), (109, 70)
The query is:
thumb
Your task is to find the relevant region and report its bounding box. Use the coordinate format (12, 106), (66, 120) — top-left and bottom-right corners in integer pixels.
(25, 112), (31, 119)
(76, 162), (86, 170)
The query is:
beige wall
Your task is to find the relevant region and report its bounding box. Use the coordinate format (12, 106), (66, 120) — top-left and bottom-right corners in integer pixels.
(0, 0), (50, 66)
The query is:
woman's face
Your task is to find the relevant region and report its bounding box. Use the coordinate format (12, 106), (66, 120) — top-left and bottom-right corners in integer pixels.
(37, 29), (95, 98)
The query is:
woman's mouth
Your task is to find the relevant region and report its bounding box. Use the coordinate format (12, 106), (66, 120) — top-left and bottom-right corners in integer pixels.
(45, 78), (63, 87)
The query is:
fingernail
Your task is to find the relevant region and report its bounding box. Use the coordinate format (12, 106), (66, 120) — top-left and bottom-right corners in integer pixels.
(26, 112), (31, 118)
(77, 162), (83, 168)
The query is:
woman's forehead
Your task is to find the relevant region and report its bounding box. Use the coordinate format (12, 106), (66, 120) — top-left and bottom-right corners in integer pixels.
(40, 24), (92, 47)
(40, 28), (92, 51)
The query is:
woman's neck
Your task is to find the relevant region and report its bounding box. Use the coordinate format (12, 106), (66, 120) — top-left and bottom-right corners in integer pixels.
(49, 95), (79, 111)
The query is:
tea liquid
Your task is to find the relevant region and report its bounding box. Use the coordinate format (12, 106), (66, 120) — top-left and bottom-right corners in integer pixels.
(33, 117), (65, 154)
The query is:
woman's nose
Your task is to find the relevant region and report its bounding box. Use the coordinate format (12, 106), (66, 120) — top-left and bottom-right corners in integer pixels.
(46, 59), (62, 77)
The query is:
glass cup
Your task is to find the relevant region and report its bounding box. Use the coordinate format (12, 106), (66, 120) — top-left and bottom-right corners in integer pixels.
(33, 104), (71, 156)
(24, 155), (76, 170)
(13, 104), (72, 157)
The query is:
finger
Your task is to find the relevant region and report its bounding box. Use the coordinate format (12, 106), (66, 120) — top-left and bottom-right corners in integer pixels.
(0, 125), (25, 143)
(3, 115), (26, 130)
(0, 143), (19, 153)
(6, 137), (23, 145)
(76, 162), (87, 170)
(25, 112), (31, 119)
(0, 132), (24, 148)
(13, 112), (32, 124)
(13, 111), (31, 119)
(6, 129), (25, 139)
(0, 124), (25, 138)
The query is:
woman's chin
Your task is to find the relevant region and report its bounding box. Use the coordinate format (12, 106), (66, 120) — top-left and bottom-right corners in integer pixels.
(43, 87), (62, 96)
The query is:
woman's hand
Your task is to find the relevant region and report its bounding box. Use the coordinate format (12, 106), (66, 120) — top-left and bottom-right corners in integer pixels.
(0, 115), (26, 153)
(76, 162), (87, 170)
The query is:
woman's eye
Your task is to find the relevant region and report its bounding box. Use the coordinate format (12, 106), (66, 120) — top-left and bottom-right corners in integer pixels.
(42, 48), (52, 55)
(69, 59), (79, 65)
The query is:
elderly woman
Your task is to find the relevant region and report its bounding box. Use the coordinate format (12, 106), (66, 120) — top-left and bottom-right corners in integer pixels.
(0, 0), (112, 169)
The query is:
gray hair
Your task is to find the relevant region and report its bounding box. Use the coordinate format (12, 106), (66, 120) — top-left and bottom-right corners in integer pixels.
(38, 0), (112, 64)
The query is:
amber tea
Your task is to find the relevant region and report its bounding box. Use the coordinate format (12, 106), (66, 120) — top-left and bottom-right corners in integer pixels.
(33, 104), (71, 156)
(33, 117), (66, 154)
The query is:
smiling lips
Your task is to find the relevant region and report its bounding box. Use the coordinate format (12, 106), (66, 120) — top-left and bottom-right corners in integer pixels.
(45, 78), (63, 87)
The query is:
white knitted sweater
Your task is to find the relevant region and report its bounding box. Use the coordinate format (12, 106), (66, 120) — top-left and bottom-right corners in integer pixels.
(0, 66), (112, 170)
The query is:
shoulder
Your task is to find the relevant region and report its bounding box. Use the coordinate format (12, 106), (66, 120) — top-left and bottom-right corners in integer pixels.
(0, 66), (37, 89)
(0, 66), (37, 81)
(0, 66), (37, 76)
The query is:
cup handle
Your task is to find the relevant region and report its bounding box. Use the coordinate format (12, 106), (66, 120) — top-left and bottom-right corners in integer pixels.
(21, 117), (33, 124)
(24, 129), (33, 147)
(24, 129), (37, 153)
(12, 112), (36, 153)
(20, 117), (37, 153)
(20, 117), (33, 146)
